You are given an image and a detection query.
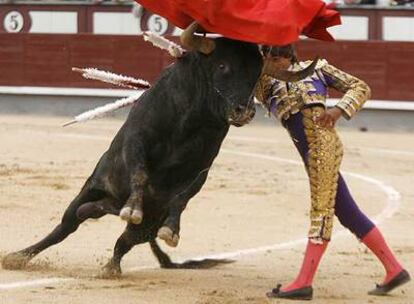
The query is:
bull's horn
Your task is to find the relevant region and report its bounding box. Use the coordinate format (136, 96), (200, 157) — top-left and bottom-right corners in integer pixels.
(180, 21), (215, 55)
(263, 57), (319, 82)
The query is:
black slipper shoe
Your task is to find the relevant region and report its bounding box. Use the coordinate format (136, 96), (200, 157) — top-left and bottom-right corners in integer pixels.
(368, 269), (411, 296)
(266, 284), (313, 300)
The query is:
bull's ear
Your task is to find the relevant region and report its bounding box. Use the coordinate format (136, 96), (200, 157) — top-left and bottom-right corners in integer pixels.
(263, 57), (319, 82)
(180, 22), (215, 55)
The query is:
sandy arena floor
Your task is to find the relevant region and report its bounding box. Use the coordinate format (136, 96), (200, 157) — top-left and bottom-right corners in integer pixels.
(0, 114), (413, 304)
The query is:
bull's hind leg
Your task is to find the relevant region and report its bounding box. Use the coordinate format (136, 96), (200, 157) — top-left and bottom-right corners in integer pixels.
(103, 236), (187, 275)
(2, 189), (113, 270)
(149, 239), (176, 268)
(102, 225), (139, 277)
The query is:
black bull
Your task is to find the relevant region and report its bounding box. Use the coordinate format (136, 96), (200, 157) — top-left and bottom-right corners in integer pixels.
(2, 38), (263, 274)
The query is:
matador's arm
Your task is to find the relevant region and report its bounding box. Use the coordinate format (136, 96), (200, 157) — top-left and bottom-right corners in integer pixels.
(321, 63), (371, 120)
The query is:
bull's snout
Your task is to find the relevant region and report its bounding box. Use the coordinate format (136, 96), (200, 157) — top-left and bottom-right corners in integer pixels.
(228, 103), (256, 127)
(235, 104), (247, 114)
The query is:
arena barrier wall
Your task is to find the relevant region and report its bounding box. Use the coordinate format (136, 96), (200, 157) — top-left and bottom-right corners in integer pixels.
(0, 33), (414, 101)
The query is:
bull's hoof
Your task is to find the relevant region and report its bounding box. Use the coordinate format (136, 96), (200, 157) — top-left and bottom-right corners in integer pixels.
(130, 209), (143, 224)
(157, 226), (179, 247)
(2, 252), (31, 270)
(119, 206), (131, 221)
(100, 260), (122, 279)
(119, 206), (143, 225)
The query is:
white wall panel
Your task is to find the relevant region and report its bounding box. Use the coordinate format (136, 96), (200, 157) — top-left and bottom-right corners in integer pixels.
(94, 12), (140, 35)
(383, 17), (414, 41)
(328, 16), (369, 40)
(29, 11), (77, 34)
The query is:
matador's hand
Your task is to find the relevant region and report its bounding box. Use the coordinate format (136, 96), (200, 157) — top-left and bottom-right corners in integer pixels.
(314, 107), (342, 128)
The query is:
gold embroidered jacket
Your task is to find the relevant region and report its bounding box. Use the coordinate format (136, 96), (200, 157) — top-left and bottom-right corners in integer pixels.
(255, 60), (371, 120)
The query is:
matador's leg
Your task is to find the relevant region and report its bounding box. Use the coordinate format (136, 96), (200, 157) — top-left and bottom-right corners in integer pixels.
(269, 106), (341, 296)
(301, 106), (343, 243)
(335, 174), (374, 238)
(283, 106), (343, 242)
(285, 107), (374, 239)
(282, 107), (410, 296)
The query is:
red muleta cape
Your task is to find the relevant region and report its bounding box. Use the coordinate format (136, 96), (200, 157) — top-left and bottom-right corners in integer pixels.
(135, 0), (341, 45)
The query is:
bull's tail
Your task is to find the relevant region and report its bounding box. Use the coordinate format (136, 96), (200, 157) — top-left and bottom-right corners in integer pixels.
(149, 239), (234, 269)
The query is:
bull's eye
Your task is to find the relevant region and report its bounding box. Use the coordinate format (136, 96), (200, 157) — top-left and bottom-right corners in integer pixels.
(217, 63), (230, 74)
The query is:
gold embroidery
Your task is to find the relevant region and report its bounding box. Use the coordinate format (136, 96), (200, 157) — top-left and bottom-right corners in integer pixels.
(254, 60), (370, 121)
(302, 106), (343, 242)
(321, 64), (371, 120)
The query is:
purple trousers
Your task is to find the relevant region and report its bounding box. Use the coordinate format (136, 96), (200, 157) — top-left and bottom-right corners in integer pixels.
(283, 111), (375, 239)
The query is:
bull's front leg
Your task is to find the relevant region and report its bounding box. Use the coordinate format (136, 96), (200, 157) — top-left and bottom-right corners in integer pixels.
(120, 168), (148, 225)
(157, 200), (186, 247)
(158, 169), (209, 247)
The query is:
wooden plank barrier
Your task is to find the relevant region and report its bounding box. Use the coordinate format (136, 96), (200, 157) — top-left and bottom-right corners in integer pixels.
(0, 33), (413, 101)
